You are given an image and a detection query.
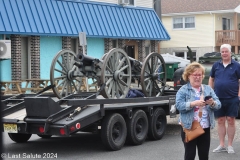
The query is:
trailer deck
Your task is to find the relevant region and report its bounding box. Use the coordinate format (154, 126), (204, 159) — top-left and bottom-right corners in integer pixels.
(1, 90), (177, 151)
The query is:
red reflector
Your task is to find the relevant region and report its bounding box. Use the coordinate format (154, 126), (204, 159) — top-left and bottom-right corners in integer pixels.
(60, 128), (65, 135)
(70, 126), (75, 132)
(39, 127), (44, 133)
(76, 123), (81, 129)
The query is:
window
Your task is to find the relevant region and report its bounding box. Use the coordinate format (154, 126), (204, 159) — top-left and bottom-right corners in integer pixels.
(175, 52), (184, 58)
(112, 40), (118, 48)
(173, 17), (195, 29)
(222, 18), (231, 30)
(129, 0), (134, 5)
(145, 47), (150, 56)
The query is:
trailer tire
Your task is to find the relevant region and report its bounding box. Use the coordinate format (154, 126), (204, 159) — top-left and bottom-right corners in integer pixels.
(148, 107), (166, 140)
(101, 113), (127, 151)
(8, 133), (32, 143)
(126, 110), (148, 145)
(37, 134), (52, 139)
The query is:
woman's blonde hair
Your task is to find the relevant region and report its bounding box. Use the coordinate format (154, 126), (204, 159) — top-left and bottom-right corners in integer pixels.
(182, 62), (205, 81)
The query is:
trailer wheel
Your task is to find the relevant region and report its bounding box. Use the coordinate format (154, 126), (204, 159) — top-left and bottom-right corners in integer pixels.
(101, 113), (127, 151)
(126, 110), (148, 145)
(8, 133), (32, 143)
(148, 107), (166, 140)
(37, 134), (52, 139)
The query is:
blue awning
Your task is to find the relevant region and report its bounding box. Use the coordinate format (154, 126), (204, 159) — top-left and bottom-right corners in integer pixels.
(0, 0), (170, 40)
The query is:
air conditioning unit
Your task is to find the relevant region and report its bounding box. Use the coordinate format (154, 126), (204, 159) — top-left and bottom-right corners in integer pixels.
(119, 0), (129, 5)
(0, 40), (11, 59)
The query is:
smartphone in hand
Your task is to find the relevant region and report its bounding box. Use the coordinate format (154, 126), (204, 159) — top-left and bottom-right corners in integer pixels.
(204, 96), (212, 101)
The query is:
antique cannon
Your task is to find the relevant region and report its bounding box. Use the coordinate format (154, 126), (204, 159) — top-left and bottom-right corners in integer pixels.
(50, 48), (167, 99)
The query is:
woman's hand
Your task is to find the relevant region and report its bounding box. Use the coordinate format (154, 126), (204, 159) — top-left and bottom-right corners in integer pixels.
(205, 98), (214, 105)
(191, 100), (206, 107)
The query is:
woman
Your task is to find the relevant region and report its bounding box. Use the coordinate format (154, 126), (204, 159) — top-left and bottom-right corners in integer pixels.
(176, 62), (221, 160)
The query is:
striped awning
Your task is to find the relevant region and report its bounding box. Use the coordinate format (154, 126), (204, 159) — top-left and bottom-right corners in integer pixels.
(0, 0), (170, 40)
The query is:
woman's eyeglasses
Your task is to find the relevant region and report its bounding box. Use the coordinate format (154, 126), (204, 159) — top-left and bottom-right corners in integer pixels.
(191, 74), (202, 78)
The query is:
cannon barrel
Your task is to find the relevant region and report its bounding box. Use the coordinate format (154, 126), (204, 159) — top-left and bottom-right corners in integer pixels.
(128, 56), (142, 73)
(77, 53), (98, 65)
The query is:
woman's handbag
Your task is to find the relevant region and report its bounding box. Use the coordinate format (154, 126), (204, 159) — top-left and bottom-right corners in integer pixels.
(183, 120), (205, 143)
(183, 85), (205, 143)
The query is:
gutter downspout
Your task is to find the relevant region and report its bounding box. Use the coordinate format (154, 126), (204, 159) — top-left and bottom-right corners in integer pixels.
(153, 0), (161, 20)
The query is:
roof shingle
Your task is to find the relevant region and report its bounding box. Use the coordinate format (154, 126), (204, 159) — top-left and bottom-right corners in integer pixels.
(161, 0), (240, 14)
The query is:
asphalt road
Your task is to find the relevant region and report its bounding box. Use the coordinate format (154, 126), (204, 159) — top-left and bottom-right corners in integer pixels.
(2, 116), (240, 160)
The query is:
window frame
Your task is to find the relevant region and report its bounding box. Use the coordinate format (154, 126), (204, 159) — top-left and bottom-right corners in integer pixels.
(173, 16), (195, 30)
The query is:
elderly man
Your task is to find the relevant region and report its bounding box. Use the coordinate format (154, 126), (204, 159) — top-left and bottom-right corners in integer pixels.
(209, 44), (240, 154)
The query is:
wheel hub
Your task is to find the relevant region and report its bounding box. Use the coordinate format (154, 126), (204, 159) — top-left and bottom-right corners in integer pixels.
(113, 71), (123, 81)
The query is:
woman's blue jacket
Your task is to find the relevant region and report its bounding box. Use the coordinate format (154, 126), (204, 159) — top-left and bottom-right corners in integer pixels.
(176, 82), (221, 129)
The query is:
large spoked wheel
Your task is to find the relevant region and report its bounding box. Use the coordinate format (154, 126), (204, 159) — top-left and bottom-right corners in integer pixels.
(8, 133), (32, 143)
(101, 48), (131, 99)
(126, 110), (148, 145)
(101, 113), (127, 151)
(141, 53), (166, 97)
(50, 49), (82, 98)
(148, 107), (166, 140)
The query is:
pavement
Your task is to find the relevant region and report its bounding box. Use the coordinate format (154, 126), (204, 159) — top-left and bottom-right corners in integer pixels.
(166, 115), (240, 160)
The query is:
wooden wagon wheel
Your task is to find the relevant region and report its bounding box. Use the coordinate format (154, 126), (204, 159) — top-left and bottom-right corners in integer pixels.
(140, 53), (166, 97)
(100, 48), (132, 99)
(50, 49), (83, 98)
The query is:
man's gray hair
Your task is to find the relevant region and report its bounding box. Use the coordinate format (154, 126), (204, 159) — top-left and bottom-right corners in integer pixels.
(220, 44), (231, 52)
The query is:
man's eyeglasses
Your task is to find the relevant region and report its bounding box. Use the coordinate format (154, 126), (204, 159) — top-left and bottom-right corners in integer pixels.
(191, 74), (202, 78)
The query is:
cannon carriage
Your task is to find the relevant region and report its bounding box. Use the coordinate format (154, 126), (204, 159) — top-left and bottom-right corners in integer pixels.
(50, 48), (167, 99)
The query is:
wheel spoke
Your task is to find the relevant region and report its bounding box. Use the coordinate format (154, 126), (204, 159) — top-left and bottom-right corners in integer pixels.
(106, 65), (113, 74)
(54, 76), (66, 80)
(106, 78), (113, 85)
(119, 79), (128, 87)
(71, 80), (78, 92)
(54, 68), (66, 75)
(116, 57), (125, 70)
(107, 80), (114, 95)
(119, 65), (129, 72)
(111, 81), (116, 98)
(57, 60), (67, 73)
(61, 54), (68, 70)
(56, 79), (66, 88)
(117, 81), (124, 94)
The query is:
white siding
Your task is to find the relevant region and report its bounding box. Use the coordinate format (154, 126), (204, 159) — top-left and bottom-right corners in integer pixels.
(90, 0), (153, 8)
(136, 0), (152, 8)
(160, 14), (216, 56)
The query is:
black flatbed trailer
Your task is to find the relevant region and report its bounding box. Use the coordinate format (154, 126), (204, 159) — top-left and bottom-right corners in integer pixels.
(1, 90), (177, 151)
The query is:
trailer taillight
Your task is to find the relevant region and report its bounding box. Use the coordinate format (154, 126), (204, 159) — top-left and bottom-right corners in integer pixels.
(76, 123), (81, 129)
(60, 128), (65, 135)
(39, 126), (44, 133)
(70, 126), (75, 132)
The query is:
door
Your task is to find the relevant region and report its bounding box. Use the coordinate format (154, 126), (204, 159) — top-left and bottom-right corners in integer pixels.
(125, 45), (135, 59)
